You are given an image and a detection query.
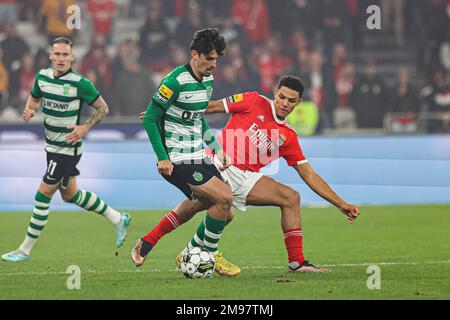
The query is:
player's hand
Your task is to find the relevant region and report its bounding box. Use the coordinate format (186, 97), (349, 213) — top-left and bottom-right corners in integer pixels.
(66, 124), (89, 145)
(216, 149), (231, 171)
(339, 203), (360, 223)
(23, 108), (35, 121)
(158, 160), (173, 176)
(139, 111), (146, 120)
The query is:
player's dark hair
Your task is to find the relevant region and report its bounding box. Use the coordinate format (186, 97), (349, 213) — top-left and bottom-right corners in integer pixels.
(277, 75), (304, 98)
(190, 28), (226, 56)
(52, 37), (73, 48)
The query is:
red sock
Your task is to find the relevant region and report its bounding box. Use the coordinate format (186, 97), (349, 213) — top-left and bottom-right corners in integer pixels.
(283, 228), (305, 264)
(143, 211), (181, 246)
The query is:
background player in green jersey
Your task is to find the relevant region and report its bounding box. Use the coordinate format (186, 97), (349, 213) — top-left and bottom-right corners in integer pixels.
(1, 37), (131, 262)
(131, 28), (234, 268)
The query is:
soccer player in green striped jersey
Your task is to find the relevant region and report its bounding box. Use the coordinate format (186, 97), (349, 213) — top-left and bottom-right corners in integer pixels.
(131, 29), (234, 269)
(1, 37), (131, 262)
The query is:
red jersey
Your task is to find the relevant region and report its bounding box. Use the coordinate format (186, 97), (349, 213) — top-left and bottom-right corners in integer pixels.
(218, 92), (307, 172)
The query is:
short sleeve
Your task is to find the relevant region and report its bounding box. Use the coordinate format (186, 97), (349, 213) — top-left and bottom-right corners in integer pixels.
(282, 133), (308, 166)
(31, 76), (42, 98)
(222, 91), (258, 114)
(78, 77), (100, 105)
(151, 77), (180, 111)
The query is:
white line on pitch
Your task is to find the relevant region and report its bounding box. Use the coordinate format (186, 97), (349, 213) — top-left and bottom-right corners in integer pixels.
(0, 260), (449, 277)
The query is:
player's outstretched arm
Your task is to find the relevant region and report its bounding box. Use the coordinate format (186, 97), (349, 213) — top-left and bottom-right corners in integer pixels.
(66, 96), (109, 145)
(23, 95), (42, 121)
(294, 162), (360, 222)
(205, 100), (226, 114)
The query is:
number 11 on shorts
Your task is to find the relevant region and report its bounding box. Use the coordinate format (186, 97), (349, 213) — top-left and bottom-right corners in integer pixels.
(47, 160), (57, 176)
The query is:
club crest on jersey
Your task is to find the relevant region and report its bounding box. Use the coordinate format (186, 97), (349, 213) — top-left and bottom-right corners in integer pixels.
(257, 115), (264, 122)
(63, 84), (71, 96)
(156, 84), (173, 103)
(227, 93), (243, 104)
(207, 87), (213, 99)
(279, 134), (286, 146)
(192, 171), (204, 182)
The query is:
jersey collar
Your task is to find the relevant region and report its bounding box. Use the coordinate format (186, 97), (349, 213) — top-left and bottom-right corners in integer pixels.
(261, 95), (285, 125)
(185, 63), (203, 83)
(53, 68), (72, 79)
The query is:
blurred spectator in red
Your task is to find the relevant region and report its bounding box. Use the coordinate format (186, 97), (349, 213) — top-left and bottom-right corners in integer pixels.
(421, 69), (450, 133)
(329, 43), (348, 82)
(81, 35), (112, 89)
(0, 0), (17, 31)
(38, 0), (77, 43)
(302, 50), (336, 133)
(253, 36), (292, 95)
(9, 52), (34, 110)
(87, 0), (116, 45)
(231, 0), (270, 44)
(387, 68), (419, 133)
(0, 24), (29, 73)
(139, 0), (171, 72)
(351, 59), (389, 128)
(0, 48), (9, 110)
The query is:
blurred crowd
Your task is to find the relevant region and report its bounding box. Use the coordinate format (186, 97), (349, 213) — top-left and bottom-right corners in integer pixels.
(0, 0), (449, 134)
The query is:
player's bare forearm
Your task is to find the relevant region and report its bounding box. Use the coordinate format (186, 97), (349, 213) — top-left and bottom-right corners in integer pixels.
(205, 100), (225, 114)
(83, 96), (109, 129)
(26, 95), (42, 111)
(295, 163), (345, 208)
(23, 95), (42, 121)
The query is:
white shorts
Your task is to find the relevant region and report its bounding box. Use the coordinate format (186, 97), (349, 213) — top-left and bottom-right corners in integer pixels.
(212, 157), (263, 212)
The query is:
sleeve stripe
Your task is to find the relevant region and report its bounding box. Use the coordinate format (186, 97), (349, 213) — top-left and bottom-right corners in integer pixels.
(297, 160), (308, 165)
(222, 98), (230, 113)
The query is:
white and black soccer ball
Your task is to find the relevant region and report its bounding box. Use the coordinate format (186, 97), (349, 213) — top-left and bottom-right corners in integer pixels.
(180, 247), (215, 279)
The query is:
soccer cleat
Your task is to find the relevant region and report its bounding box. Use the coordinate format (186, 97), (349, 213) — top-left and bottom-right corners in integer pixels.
(175, 248), (187, 269)
(130, 238), (153, 267)
(115, 212), (131, 248)
(288, 260), (329, 273)
(1, 250), (29, 262)
(214, 252), (241, 277)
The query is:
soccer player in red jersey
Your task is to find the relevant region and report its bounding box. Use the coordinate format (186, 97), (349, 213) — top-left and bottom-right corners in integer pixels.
(136, 75), (360, 274)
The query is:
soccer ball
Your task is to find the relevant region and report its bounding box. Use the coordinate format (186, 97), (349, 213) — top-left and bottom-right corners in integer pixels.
(180, 247), (215, 279)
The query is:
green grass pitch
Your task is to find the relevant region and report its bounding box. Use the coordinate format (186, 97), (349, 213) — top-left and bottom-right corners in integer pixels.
(0, 205), (449, 300)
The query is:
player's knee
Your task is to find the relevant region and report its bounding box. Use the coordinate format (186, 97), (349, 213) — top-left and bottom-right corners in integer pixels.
(284, 189), (300, 208)
(218, 189), (233, 212)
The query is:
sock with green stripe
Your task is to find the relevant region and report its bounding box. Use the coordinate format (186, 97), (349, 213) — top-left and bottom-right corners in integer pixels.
(187, 217), (231, 252)
(68, 189), (121, 226)
(18, 191), (51, 255)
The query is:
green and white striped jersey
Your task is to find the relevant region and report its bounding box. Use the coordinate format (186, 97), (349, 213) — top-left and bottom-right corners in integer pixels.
(31, 68), (100, 156)
(152, 64), (214, 162)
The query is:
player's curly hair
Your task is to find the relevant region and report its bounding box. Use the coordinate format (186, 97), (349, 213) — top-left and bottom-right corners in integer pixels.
(190, 28), (226, 56)
(277, 75), (304, 98)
